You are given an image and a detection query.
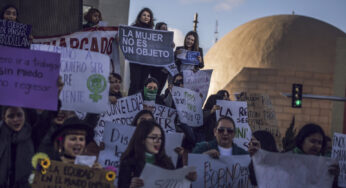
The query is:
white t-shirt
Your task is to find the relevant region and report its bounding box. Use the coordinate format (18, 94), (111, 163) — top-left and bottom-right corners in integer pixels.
(218, 146), (233, 156)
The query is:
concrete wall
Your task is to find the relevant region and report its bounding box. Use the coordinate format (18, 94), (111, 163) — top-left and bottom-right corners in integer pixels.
(225, 67), (334, 137)
(1, 0), (82, 36)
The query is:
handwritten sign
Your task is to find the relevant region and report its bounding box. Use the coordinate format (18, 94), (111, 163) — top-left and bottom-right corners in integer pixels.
(94, 93), (143, 145)
(172, 86), (203, 127)
(31, 44), (110, 113)
(253, 149), (334, 188)
(98, 122), (136, 173)
(152, 104), (177, 134)
(33, 27), (120, 73)
(0, 46), (60, 110)
(140, 163), (194, 188)
(32, 160), (115, 188)
(188, 154), (253, 188)
(216, 100), (252, 151)
(119, 25), (174, 66)
(177, 49), (200, 65)
(239, 92), (281, 147)
(0, 19), (31, 48)
(183, 69), (212, 103)
(165, 133), (184, 167)
(164, 62), (179, 76)
(332, 132), (346, 187)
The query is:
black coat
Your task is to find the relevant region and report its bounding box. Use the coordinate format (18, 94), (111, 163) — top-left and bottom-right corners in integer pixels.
(0, 122), (34, 188)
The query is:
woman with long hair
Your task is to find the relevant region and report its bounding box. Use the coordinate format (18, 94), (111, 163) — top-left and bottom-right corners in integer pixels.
(175, 31), (204, 72)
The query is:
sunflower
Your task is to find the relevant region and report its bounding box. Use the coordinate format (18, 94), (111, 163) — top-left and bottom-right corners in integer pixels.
(31, 152), (49, 169)
(41, 168), (47, 175)
(105, 171), (116, 181)
(41, 159), (51, 169)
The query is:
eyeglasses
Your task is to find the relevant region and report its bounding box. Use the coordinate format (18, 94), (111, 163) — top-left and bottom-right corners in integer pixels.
(147, 136), (162, 143)
(217, 127), (234, 134)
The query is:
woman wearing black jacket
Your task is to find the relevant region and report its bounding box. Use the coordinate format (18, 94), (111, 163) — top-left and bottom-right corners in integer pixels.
(175, 31), (204, 72)
(128, 8), (156, 95)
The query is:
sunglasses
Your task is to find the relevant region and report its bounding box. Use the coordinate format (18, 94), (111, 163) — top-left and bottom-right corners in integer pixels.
(147, 136), (163, 143)
(217, 127), (234, 134)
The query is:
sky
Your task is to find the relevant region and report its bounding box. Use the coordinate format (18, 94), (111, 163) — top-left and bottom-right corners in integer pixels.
(128, 0), (346, 52)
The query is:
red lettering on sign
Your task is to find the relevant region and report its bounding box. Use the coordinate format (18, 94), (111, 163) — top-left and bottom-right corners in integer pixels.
(80, 38), (88, 50)
(90, 37), (99, 52)
(70, 38), (79, 48)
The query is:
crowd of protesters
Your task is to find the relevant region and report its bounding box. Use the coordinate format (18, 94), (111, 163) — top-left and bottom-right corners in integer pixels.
(0, 4), (341, 188)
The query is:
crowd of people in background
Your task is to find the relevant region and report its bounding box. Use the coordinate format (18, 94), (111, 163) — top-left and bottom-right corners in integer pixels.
(0, 4), (341, 188)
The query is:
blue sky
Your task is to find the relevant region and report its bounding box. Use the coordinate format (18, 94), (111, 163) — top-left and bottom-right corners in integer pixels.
(129, 0), (346, 52)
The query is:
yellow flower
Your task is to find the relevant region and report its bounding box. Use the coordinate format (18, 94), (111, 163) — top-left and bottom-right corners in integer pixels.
(105, 171), (116, 181)
(41, 159), (51, 169)
(41, 168), (47, 175)
(31, 152), (49, 168)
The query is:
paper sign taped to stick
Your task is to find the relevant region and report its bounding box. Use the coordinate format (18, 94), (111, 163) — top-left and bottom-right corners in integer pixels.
(152, 104), (177, 134)
(332, 132), (346, 187)
(140, 163), (195, 188)
(183, 69), (212, 103)
(253, 150), (334, 188)
(94, 93), (143, 145)
(119, 25), (174, 66)
(172, 86), (203, 127)
(216, 100), (252, 150)
(188, 154), (252, 188)
(0, 19), (32, 48)
(31, 44), (110, 113)
(33, 26), (120, 73)
(32, 160), (115, 188)
(0, 46), (60, 110)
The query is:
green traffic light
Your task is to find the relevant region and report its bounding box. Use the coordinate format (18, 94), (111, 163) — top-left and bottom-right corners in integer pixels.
(295, 100), (301, 106)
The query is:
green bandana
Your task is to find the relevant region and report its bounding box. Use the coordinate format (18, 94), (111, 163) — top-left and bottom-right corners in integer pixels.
(145, 152), (155, 164)
(144, 87), (157, 101)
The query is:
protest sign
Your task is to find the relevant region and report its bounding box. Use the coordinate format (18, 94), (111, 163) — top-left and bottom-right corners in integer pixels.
(172, 86), (203, 127)
(98, 122), (136, 171)
(165, 133), (184, 167)
(0, 46), (60, 110)
(239, 93), (281, 145)
(152, 104), (178, 134)
(332, 132), (346, 187)
(216, 100), (252, 150)
(140, 163), (195, 188)
(0, 19), (31, 48)
(119, 25), (174, 66)
(33, 27), (120, 73)
(164, 62), (179, 76)
(188, 154), (252, 188)
(177, 49), (200, 65)
(32, 160), (115, 188)
(94, 93), (143, 145)
(253, 149), (334, 188)
(31, 44), (110, 113)
(183, 69), (212, 102)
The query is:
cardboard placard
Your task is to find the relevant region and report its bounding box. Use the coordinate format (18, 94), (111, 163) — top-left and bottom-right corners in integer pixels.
(0, 19), (32, 48)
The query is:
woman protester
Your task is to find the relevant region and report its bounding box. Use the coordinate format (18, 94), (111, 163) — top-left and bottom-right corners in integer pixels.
(83, 8), (102, 29)
(118, 120), (196, 188)
(131, 110), (155, 126)
(247, 130), (278, 186)
(128, 8), (156, 95)
(0, 106), (34, 188)
(109, 73), (123, 104)
(1, 4), (19, 22)
(175, 31), (204, 72)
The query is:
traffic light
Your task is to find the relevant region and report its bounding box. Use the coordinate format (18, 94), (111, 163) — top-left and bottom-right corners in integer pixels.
(292, 84), (303, 108)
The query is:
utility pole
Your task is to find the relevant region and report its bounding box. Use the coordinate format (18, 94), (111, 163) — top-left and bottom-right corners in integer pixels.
(193, 13), (199, 32)
(214, 20), (219, 43)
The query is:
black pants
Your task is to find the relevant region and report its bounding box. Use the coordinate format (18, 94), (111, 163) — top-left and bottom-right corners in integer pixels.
(128, 63), (151, 96)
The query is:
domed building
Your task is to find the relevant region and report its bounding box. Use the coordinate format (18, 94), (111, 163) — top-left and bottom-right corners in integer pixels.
(205, 15), (346, 139)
